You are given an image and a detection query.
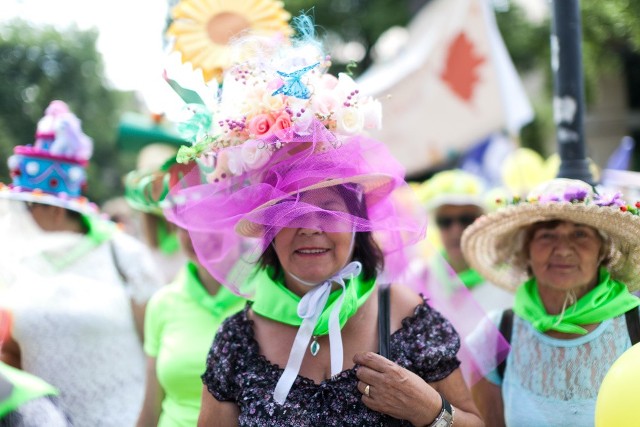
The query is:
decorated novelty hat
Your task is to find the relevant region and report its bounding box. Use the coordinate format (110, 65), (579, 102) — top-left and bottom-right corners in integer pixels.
(124, 155), (198, 216)
(163, 15), (425, 297)
(0, 100), (99, 215)
(123, 144), (180, 215)
(416, 169), (486, 211)
(461, 178), (640, 292)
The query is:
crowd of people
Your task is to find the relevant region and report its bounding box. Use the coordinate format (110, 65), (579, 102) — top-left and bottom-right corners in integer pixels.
(0, 8), (638, 427)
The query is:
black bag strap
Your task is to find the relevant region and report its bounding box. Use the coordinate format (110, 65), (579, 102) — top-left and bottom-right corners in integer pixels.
(625, 306), (640, 345)
(378, 285), (391, 358)
(377, 285), (402, 427)
(497, 309), (514, 380)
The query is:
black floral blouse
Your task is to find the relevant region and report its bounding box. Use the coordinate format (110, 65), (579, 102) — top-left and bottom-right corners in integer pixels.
(202, 297), (461, 426)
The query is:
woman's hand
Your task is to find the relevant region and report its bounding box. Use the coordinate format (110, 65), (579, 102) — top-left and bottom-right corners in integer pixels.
(354, 351), (442, 426)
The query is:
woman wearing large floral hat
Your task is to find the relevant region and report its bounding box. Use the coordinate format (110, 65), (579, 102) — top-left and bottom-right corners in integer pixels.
(164, 15), (483, 427)
(462, 178), (640, 426)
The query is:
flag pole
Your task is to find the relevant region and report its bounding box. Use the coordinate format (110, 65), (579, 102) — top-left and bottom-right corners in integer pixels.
(550, 0), (594, 184)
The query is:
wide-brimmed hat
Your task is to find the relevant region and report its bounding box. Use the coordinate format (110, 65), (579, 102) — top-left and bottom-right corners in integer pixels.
(0, 101), (99, 215)
(234, 172), (394, 237)
(416, 169), (486, 212)
(163, 17), (425, 297)
(461, 178), (640, 292)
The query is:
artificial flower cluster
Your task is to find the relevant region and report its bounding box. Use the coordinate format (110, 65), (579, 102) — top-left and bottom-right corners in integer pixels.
(494, 184), (640, 215)
(176, 48), (383, 183)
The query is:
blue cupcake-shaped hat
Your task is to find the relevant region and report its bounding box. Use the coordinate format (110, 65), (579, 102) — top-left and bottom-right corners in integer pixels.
(0, 100), (99, 215)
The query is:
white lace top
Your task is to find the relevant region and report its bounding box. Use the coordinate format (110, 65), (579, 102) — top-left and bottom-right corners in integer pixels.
(1, 228), (162, 427)
(486, 313), (632, 427)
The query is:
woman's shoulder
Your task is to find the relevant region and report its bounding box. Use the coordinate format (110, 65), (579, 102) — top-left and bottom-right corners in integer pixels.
(389, 284), (450, 330)
(389, 285), (461, 381)
(389, 284), (424, 323)
(145, 279), (185, 311)
(212, 305), (253, 346)
(388, 283), (459, 348)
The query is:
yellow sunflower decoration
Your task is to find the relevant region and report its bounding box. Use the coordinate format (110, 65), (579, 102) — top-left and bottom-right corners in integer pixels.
(167, 0), (292, 83)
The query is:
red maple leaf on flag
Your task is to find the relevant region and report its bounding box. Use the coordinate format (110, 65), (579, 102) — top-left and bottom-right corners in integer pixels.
(440, 32), (485, 102)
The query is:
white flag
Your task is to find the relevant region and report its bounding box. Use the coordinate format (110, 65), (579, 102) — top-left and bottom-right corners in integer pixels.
(357, 0), (533, 175)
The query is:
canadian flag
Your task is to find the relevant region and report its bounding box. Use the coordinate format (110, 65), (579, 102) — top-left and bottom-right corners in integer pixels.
(357, 0), (533, 176)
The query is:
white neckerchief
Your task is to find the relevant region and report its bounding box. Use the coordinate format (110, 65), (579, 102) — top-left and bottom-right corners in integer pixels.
(273, 260), (363, 404)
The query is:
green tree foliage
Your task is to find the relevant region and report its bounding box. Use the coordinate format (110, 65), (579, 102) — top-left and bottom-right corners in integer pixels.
(495, 1), (640, 156)
(0, 19), (136, 204)
(284, 0), (411, 72)
(283, 0), (640, 158)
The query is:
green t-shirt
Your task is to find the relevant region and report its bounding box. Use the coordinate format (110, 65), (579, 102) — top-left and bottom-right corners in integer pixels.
(144, 262), (246, 427)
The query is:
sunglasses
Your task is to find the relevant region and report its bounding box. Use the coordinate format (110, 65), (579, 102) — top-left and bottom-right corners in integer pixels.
(435, 214), (479, 229)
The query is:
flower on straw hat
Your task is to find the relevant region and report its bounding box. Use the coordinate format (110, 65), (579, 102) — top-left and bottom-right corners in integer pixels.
(461, 178), (640, 292)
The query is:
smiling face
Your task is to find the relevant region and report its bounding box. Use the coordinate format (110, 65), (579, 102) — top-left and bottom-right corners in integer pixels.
(527, 220), (603, 295)
(271, 187), (356, 295)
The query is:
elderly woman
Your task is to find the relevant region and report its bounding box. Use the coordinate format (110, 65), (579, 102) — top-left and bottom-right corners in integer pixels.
(461, 178), (640, 427)
(164, 16), (483, 427)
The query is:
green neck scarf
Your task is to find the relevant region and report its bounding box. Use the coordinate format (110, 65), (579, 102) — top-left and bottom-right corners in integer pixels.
(514, 268), (640, 335)
(251, 267), (376, 336)
(439, 251), (483, 290)
(182, 261), (245, 318)
(457, 268), (484, 290)
(44, 214), (116, 270)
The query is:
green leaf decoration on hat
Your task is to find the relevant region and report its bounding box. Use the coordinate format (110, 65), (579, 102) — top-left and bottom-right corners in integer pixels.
(176, 104), (213, 144)
(164, 77), (207, 106)
(176, 135), (218, 164)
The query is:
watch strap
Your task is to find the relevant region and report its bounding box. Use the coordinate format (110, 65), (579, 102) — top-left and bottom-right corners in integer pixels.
(427, 394), (454, 427)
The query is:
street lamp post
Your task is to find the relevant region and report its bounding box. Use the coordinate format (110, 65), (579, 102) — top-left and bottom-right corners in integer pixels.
(550, 0), (594, 184)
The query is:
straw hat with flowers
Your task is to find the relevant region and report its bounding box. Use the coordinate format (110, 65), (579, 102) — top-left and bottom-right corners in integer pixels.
(461, 178), (640, 292)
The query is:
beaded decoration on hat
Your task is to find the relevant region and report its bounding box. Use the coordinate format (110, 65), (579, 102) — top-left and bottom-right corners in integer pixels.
(0, 100), (99, 215)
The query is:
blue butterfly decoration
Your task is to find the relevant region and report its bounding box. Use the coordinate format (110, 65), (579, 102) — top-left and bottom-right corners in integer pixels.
(271, 62), (320, 99)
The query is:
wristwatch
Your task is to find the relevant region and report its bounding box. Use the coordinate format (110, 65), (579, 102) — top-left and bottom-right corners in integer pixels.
(427, 394), (454, 427)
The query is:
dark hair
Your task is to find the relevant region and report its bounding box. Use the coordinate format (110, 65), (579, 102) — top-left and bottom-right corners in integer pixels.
(258, 183), (385, 281)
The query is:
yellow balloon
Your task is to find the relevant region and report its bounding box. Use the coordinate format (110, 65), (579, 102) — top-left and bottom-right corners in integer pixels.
(543, 153), (560, 181)
(595, 342), (640, 426)
(501, 148), (545, 195)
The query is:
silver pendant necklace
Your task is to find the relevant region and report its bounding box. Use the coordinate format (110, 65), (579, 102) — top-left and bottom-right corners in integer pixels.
(310, 335), (320, 356)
